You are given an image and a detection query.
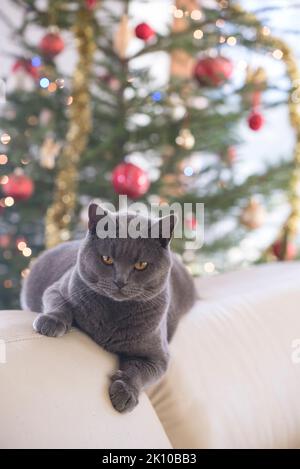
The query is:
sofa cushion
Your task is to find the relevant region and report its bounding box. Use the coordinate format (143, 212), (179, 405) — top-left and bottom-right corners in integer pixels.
(0, 310), (171, 449)
(148, 262), (300, 449)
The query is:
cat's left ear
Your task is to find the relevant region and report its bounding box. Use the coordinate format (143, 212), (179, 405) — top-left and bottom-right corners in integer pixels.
(152, 213), (178, 248)
(88, 203), (109, 234)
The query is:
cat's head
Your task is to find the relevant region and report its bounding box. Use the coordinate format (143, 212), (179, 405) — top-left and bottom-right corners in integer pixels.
(77, 203), (177, 302)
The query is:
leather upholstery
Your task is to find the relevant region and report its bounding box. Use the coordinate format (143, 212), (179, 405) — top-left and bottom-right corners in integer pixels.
(148, 262), (300, 448)
(0, 310), (171, 449)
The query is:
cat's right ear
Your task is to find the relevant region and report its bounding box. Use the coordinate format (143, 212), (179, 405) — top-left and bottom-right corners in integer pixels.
(88, 203), (108, 234)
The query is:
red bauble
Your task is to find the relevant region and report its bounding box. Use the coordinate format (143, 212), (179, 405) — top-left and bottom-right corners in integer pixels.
(39, 33), (64, 58)
(0, 234), (10, 248)
(194, 56), (233, 86)
(85, 0), (97, 9)
(272, 240), (297, 261)
(135, 23), (155, 41)
(2, 174), (34, 201)
(12, 59), (40, 80)
(185, 214), (197, 231)
(227, 146), (237, 164)
(248, 111), (264, 131)
(112, 162), (150, 199)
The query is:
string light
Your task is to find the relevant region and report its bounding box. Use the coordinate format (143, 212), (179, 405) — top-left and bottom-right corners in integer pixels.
(273, 49), (283, 60)
(204, 262), (215, 273)
(184, 166), (194, 177)
(31, 56), (42, 67)
(0, 154), (8, 165)
(193, 29), (203, 40)
(227, 36), (237, 46)
(216, 19), (225, 28)
(21, 158), (30, 165)
(40, 77), (50, 88)
(191, 10), (203, 21)
(0, 175), (9, 185)
(261, 26), (271, 36)
(65, 96), (73, 106)
(176, 128), (195, 150)
(219, 36), (226, 44)
(174, 9), (184, 18)
(4, 197), (14, 207)
(17, 241), (27, 251)
(56, 78), (65, 88)
(1, 133), (11, 145)
(151, 91), (163, 102)
(22, 247), (32, 257)
(48, 82), (58, 93)
(60, 230), (71, 241)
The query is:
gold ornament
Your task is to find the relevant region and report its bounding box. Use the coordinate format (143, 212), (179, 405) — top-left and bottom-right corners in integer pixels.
(246, 66), (267, 88)
(160, 173), (185, 197)
(223, 1), (300, 258)
(170, 0), (198, 78)
(170, 50), (196, 79)
(40, 137), (62, 169)
(45, 7), (96, 248)
(176, 128), (195, 150)
(113, 14), (133, 59)
(240, 199), (266, 230)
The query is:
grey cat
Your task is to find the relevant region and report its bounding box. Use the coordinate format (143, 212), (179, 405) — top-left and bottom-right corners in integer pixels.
(21, 204), (196, 412)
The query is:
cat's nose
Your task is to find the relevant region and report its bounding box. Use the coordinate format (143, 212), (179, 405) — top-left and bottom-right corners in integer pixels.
(113, 279), (126, 290)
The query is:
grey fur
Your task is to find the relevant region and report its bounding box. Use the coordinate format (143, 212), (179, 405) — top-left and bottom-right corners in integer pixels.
(21, 204), (196, 412)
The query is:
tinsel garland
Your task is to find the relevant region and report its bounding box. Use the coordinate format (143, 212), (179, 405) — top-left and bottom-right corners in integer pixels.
(227, 2), (300, 259)
(45, 7), (95, 248)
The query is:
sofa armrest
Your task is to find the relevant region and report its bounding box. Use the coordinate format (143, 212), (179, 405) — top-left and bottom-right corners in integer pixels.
(0, 310), (171, 449)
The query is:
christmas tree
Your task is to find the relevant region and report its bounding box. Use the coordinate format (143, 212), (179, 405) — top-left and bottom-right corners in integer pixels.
(1, 0), (300, 309)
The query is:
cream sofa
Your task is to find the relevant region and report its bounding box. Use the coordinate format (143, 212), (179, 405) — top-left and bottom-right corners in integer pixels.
(1, 262), (300, 448)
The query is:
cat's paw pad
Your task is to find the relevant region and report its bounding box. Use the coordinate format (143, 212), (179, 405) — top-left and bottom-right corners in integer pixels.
(109, 378), (139, 413)
(33, 314), (67, 338)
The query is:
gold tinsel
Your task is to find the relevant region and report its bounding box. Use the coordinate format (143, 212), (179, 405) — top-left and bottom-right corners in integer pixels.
(45, 8), (96, 248)
(228, 2), (300, 259)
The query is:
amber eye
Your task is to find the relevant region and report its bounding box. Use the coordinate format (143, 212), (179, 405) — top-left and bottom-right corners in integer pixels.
(101, 255), (113, 266)
(134, 261), (148, 271)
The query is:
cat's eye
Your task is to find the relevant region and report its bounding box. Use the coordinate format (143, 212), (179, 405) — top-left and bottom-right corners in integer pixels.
(134, 261), (148, 271)
(101, 255), (113, 266)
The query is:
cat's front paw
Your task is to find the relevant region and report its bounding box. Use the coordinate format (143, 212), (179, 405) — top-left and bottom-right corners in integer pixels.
(33, 314), (67, 338)
(109, 372), (139, 413)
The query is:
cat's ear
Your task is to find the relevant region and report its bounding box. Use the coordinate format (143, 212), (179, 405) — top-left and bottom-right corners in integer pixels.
(88, 203), (109, 234)
(151, 213), (178, 248)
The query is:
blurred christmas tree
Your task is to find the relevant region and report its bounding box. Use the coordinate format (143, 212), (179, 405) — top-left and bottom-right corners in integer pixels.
(1, 0), (300, 309)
